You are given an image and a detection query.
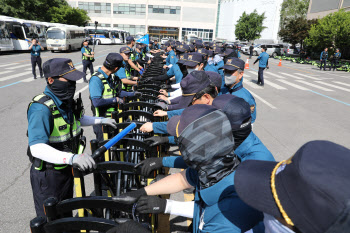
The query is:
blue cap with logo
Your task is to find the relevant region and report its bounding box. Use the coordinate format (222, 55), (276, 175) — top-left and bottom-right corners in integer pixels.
(197, 48), (208, 56)
(176, 44), (190, 53)
(235, 140), (350, 233)
(183, 52), (204, 67)
(223, 57), (245, 71)
(43, 58), (85, 81)
(177, 53), (188, 65)
(120, 47), (132, 54)
(126, 36), (134, 43)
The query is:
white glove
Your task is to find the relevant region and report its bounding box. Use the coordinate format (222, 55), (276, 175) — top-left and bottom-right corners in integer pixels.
(70, 153), (96, 171)
(101, 118), (117, 129)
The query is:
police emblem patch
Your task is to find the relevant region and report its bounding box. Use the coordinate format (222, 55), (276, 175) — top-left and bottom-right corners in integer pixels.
(188, 55), (193, 60)
(67, 62), (74, 69)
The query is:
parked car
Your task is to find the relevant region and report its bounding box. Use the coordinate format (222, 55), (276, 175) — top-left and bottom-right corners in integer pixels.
(282, 44), (300, 56)
(161, 37), (169, 45)
(242, 44), (261, 55)
(250, 44), (283, 57)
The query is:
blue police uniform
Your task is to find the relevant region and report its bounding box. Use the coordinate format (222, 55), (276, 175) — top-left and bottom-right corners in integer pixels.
(331, 52), (341, 71)
(116, 61), (128, 80)
(221, 80), (257, 123)
(81, 46), (93, 82)
(28, 87), (75, 217)
(166, 50), (178, 66)
(154, 43), (160, 50)
(186, 168), (264, 233)
(255, 52), (269, 86)
(215, 60), (225, 90)
(320, 51), (328, 71)
(30, 44), (43, 78)
(167, 64), (183, 83)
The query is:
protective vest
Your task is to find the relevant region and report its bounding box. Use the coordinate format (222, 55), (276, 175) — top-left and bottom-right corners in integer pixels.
(27, 94), (83, 170)
(82, 47), (93, 61)
(322, 52), (328, 59)
(335, 52), (341, 59)
(90, 72), (121, 117)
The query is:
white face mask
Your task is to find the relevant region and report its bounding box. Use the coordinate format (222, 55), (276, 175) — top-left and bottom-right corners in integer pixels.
(263, 213), (295, 233)
(224, 72), (236, 85)
(208, 57), (214, 65)
(187, 67), (198, 74)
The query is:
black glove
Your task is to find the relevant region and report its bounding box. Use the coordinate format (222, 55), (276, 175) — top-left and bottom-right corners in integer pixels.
(136, 196), (167, 214)
(144, 136), (169, 147)
(106, 221), (150, 233)
(112, 187), (146, 205)
(140, 77), (152, 83)
(160, 84), (172, 89)
(154, 102), (168, 110)
(135, 157), (163, 176)
(134, 91), (142, 97)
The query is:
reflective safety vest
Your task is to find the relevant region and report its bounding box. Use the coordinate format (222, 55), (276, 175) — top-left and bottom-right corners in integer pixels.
(90, 72), (121, 117)
(27, 94), (83, 170)
(82, 47), (93, 61)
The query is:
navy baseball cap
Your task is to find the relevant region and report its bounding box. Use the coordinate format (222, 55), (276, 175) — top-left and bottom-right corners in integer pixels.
(212, 94), (251, 131)
(235, 140), (350, 233)
(164, 42), (171, 47)
(183, 53), (204, 67)
(120, 47), (131, 54)
(214, 47), (222, 55)
(207, 50), (214, 57)
(205, 71), (222, 89)
(177, 53), (188, 65)
(43, 58), (85, 81)
(171, 71), (211, 110)
(194, 39), (204, 48)
(104, 53), (124, 68)
(197, 48), (208, 56)
(223, 57), (245, 71)
(176, 44), (190, 53)
(126, 36), (134, 42)
(167, 104), (217, 136)
(188, 44), (195, 52)
(149, 40), (154, 44)
(219, 48), (234, 57)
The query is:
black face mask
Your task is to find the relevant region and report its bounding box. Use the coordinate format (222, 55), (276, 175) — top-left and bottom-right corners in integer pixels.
(232, 123), (252, 150)
(48, 79), (76, 102)
(179, 63), (188, 77)
(178, 110), (240, 189)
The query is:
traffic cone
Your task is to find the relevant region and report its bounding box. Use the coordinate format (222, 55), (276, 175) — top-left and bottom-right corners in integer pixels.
(278, 59), (282, 67)
(245, 59), (249, 69)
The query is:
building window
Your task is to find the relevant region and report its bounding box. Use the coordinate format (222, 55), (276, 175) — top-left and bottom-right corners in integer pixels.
(78, 2), (111, 14)
(114, 24), (145, 36)
(148, 5), (181, 14)
(113, 4), (146, 15)
(182, 28), (213, 41)
(88, 23), (111, 27)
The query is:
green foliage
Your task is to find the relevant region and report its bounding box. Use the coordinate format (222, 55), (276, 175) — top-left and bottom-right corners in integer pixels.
(0, 0), (89, 26)
(305, 10), (350, 56)
(280, 0), (310, 27)
(278, 17), (317, 48)
(235, 10), (266, 42)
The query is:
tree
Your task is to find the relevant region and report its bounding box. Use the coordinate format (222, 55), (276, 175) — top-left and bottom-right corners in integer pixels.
(278, 17), (317, 49)
(280, 0), (310, 28)
(0, 0), (89, 26)
(48, 6), (90, 26)
(305, 10), (350, 58)
(235, 10), (266, 42)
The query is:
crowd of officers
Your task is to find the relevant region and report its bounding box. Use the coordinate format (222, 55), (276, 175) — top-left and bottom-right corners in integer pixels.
(27, 35), (350, 233)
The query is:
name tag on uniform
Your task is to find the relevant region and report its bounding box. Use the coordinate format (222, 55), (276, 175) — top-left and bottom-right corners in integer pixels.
(59, 125), (67, 131)
(35, 52), (38, 55)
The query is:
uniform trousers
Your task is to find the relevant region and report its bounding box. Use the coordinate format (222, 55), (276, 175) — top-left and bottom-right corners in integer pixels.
(30, 164), (73, 217)
(257, 67), (265, 85)
(31, 56), (43, 78)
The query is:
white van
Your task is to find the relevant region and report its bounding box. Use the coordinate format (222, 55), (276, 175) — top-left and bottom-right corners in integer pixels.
(46, 26), (85, 52)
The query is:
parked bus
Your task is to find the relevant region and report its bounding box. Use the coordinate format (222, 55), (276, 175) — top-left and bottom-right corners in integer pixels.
(0, 18), (14, 52)
(84, 26), (112, 45)
(46, 26), (85, 52)
(111, 28), (123, 44)
(120, 30), (130, 43)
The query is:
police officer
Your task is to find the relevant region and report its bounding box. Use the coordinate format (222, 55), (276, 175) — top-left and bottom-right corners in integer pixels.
(89, 53), (140, 141)
(29, 38), (44, 79)
(27, 58), (118, 217)
(320, 48), (328, 71)
(253, 46), (269, 86)
(221, 57), (257, 123)
(163, 42), (178, 69)
(153, 40), (161, 50)
(330, 48), (341, 71)
(125, 36), (143, 76)
(81, 39), (94, 83)
(249, 43), (254, 59)
(118, 47), (139, 90)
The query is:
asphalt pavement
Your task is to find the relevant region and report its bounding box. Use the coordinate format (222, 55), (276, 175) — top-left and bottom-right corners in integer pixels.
(0, 45), (349, 232)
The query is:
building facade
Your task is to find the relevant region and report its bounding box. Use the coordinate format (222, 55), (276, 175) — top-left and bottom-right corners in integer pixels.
(216, 0), (283, 43)
(307, 0), (350, 19)
(67, 0), (218, 41)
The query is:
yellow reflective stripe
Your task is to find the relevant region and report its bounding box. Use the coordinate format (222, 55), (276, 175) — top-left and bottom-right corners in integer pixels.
(49, 126), (82, 143)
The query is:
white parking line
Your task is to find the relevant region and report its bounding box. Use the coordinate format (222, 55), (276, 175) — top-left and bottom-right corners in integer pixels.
(266, 72), (287, 79)
(277, 79), (309, 90)
(333, 81), (350, 87)
(315, 81), (350, 92)
(279, 72), (304, 80)
(0, 63), (21, 68)
(6, 63), (31, 69)
(0, 71), (33, 81)
(264, 79), (287, 90)
(294, 73), (322, 80)
(243, 79), (263, 89)
(0, 70), (15, 75)
(248, 89), (277, 109)
(296, 80), (333, 91)
(243, 74), (251, 78)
